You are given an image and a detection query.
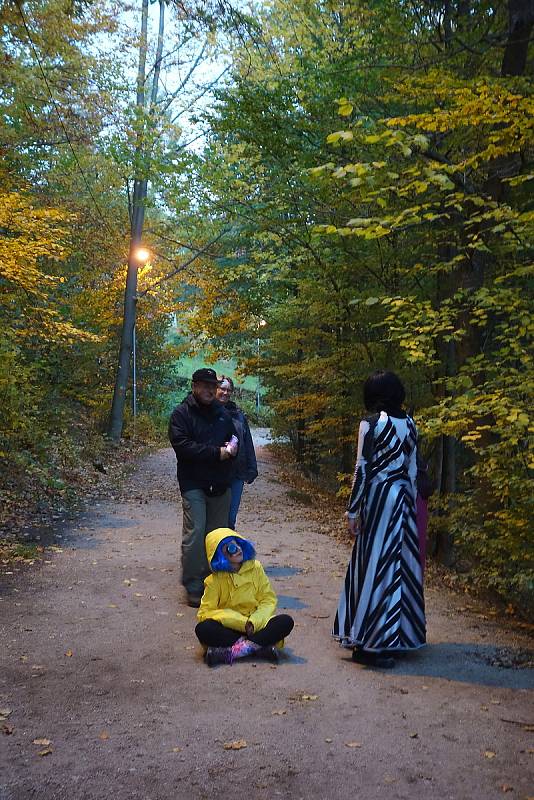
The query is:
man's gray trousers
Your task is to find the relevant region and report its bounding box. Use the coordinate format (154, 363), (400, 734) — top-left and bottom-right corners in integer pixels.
(181, 488), (231, 597)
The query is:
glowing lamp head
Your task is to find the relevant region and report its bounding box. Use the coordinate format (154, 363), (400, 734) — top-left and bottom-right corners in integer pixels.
(134, 247), (151, 263)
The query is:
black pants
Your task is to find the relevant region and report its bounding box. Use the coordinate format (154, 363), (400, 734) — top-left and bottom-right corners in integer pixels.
(195, 615), (294, 647)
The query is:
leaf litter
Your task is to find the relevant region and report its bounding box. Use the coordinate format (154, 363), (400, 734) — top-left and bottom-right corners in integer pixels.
(223, 739), (247, 750)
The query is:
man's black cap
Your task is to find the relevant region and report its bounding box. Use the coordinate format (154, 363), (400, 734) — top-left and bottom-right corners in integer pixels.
(192, 367), (219, 384)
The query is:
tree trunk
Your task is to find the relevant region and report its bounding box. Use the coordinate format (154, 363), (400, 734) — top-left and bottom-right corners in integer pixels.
(502, 0), (534, 76)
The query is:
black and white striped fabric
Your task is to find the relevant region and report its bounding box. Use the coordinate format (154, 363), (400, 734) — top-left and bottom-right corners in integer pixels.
(333, 413), (426, 653)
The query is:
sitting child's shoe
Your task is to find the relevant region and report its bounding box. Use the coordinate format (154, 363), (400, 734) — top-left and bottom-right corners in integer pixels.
(205, 647), (233, 667)
(258, 645), (279, 663)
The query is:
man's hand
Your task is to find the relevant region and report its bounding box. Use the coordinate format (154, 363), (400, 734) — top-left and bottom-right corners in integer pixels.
(220, 447), (231, 461)
(245, 621), (254, 638)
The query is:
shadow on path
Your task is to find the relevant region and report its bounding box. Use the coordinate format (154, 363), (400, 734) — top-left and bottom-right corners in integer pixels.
(343, 642), (534, 690)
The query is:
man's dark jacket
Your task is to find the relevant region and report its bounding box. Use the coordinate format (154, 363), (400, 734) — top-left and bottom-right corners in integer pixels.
(168, 393), (235, 493)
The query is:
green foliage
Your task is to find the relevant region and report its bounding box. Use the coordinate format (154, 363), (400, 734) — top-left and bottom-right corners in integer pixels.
(173, 0), (533, 609)
(0, 0), (180, 496)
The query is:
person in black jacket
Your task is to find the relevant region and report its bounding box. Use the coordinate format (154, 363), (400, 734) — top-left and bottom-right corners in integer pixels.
(216, 376), (258, 529)
(168, 368), (237, 607)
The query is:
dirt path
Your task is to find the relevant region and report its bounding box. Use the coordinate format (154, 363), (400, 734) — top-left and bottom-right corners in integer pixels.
(1, 442), (533, 800)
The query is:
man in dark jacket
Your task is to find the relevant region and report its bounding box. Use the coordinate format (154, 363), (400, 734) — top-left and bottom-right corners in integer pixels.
(168, 368), (236, 607)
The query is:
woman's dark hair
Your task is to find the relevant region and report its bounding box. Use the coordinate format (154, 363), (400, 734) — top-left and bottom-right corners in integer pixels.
(363, 370), (406, 415)
(218, 374), (234, 391)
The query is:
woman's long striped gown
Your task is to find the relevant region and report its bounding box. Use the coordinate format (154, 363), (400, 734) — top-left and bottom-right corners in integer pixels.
(333, 412), (426, 653)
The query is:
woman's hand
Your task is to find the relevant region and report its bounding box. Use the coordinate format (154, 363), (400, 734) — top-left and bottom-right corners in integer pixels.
(245, 621), (254, 638)
(346, 513), (360, 537)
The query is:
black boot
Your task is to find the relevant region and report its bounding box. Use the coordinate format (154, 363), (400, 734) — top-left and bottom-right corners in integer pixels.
(205, 647), (233, 667)
(257, 646), (279, 663)
(352, 648), (395, 669)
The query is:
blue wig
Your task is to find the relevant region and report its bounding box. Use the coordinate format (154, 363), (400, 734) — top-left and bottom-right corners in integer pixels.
(210, 536), (256, 573)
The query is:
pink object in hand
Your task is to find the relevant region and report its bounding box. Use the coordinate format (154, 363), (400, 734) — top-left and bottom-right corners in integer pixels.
(226, 435), (239, 456)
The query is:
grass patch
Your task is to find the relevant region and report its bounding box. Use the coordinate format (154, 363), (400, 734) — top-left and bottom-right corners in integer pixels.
(0, 540), (40, 563)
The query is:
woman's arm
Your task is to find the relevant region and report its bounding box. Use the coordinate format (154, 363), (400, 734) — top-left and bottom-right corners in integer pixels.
(347, 419), (375, 518)
(243, 418), (258, 483)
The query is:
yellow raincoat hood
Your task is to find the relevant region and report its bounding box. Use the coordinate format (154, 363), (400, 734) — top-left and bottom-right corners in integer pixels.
(205, 527), (250, 565)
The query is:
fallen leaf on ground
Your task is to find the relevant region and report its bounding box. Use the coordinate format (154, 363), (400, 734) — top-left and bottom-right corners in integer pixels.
(99, 731), (110, 740)
(409, 732), (419, 739)
(134, 593), (143, 597)
(176, 613), (184, 618)
(0, 709), (13, 720)
(38, 748), (52, 756)
(123, 580), (131, 586)
(524, 725), (534, 732)
(490, 699), (501, 705)
(171, 747), (182, 753)
(108, 604), (118, 608)
(64, 650), (73, 658)
(271, 710), (286, 716)
(383, 776), (396, 784)
(481, 705), (489, 711)
(345, 741), (362, 748)
(484, 750), (496, 759)
(325, 738), (333, 743)
(223, 739), (247, 750)
(33, 738), (51, 746)
(299, 694), (318, 702)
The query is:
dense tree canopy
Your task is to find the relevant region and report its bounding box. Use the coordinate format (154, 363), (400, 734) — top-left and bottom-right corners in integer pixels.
(1, 0), (532, 610)
(173, 0), (533, 609)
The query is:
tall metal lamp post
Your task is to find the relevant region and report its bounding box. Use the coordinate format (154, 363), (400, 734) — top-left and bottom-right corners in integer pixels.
(132, 246), (151, 426)
(256, 319), (266, 413)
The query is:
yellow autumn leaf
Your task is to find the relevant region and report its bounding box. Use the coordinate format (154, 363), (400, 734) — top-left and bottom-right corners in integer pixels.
(223, 739), (247, 750)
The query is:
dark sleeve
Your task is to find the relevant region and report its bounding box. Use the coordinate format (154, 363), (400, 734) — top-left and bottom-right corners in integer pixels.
(168, 407), (220, 463)
(243, 418), (258, 483)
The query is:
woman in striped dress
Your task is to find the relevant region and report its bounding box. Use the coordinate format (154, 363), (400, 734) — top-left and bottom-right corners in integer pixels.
(333, 371), (426, 669)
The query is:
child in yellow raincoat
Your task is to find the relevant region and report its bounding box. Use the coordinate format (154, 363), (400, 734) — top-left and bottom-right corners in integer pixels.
(195, 527), (294, 666)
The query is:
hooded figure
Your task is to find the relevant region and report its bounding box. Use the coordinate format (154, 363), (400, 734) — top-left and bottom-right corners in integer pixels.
(195, 528), (294, 666)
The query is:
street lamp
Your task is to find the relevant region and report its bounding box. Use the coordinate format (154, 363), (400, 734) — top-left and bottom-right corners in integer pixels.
(256, 319), (266, 413)
(134, 247), (151, 263)
(132, 246), (151, 425)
